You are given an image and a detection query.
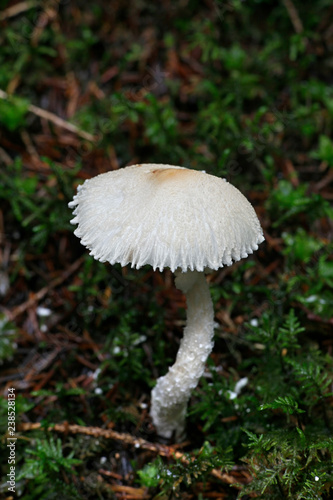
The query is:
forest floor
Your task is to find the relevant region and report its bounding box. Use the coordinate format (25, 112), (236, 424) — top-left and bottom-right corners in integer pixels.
(1, 1), (333, 499)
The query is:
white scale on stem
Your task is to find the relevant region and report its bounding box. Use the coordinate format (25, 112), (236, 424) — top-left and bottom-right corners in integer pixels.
(150, 270), (215, 439)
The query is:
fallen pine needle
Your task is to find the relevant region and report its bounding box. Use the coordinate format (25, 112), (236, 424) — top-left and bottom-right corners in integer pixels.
(109, 484), (150, 499)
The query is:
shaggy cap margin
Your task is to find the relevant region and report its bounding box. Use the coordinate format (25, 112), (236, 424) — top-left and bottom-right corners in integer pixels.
(69, 164), (265, 272)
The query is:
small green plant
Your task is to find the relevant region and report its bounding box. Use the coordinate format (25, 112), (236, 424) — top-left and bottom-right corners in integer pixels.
(137, 462), (161, 489)
(138, 441), (233, 496)
(0, 314), (17, 364)
(191, 309), (333, 497)
(18, 436), (82, 500)
(0, 161), (79, 251)
(311, 135), (333, 166)
(282, 228), (324, 264)
(238, 310), (333, 498)
(0, 394), (34, 436)
(267, 180), (333, 227)
(0, 94), (29, 131)
(260, 395), (305, 416)
(240, 424), (333, 499)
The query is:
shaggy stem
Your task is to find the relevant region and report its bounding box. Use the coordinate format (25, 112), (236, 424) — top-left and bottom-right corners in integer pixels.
(150, 270), (215, 440)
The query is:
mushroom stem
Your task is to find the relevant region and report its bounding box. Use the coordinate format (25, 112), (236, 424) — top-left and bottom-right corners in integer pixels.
(150, 270), (215, 440)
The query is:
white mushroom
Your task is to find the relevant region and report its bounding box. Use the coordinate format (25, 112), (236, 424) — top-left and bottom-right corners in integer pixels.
(69, 164), (264, 440)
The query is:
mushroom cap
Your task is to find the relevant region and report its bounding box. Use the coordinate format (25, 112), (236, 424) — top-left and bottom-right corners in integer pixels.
(69, 164), (264, 272)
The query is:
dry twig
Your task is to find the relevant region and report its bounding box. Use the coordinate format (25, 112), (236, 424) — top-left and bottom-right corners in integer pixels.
(0, 1), (38, 21)
(0, 147), (13, 165)
(18, 421), (241, 486)
(0, 89), (96, 142)
(282, 0), (304, 34)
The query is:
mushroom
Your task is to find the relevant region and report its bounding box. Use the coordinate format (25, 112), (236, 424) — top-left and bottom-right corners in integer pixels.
(69, 164), (264, 440)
